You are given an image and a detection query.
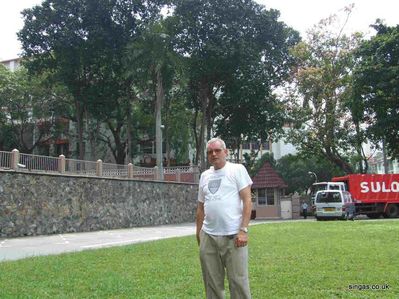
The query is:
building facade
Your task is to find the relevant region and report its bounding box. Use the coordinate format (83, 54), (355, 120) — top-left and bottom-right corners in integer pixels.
(368, 151), (399, 174)
(1, 57), (21, 71)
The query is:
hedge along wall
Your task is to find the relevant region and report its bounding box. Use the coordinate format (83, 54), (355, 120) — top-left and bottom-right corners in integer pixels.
(0, 170), (198, 238)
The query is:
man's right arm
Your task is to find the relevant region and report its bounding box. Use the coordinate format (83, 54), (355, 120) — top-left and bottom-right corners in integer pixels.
(196, 202), (204, 245)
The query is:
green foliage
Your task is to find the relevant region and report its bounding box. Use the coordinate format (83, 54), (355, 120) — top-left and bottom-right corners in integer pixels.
(246, 152), (345, 194)
(1, 221), (398, 298)
(168, 0), (299, 167)
(353, 22), (399, 159)
(13, 0), (304, 166)
(246, 152), (276, 177)
(124, 20), (182, 166)
(0, 123), (18, 151)
(275, 154), (344, 194)
(124, 21), (177, 93)
(0, 64), (71, 152)
(18, 0), (165, 161)
(215, 76), (286, 146)
(164, 90), (192, 165)
(286, 7), (366, 174)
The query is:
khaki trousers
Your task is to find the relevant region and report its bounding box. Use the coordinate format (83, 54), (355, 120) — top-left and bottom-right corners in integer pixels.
(199, 230), (251, 299)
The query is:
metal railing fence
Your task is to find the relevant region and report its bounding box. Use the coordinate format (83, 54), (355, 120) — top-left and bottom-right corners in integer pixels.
(65, 158), (98, 176)
(19, 153), (59, 173)
(0, 151), (12, 169)
(0, 149), (199, 183)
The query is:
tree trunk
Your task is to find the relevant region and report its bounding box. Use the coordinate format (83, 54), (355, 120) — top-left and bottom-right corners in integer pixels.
(165, 124), (171, 167)
(106, 119), (126, 164)
(198, 80), (209, 171)
(114, 126), (126, 165)
(89, 120), (100, 161)
(325, 148), (354, 174)
(75, 100), (85, 160)
(193, 108), (199, 165)
(206, 93), (213, 142)
(126, 95), (133, 164)
(164, 99), (171, 167)
(155, 68), (164, 179)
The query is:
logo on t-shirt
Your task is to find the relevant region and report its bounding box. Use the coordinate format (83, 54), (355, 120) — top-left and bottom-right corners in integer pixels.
(208, 179), (221, 194)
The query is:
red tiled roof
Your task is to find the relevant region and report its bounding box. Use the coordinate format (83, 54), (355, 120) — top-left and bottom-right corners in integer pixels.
(251, 161), (288, 189)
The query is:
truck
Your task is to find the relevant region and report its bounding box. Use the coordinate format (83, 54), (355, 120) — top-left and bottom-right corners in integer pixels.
(331, 174), (399, 218)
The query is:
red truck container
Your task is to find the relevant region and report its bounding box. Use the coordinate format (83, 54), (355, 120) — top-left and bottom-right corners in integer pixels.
(332, 174), (399, 218)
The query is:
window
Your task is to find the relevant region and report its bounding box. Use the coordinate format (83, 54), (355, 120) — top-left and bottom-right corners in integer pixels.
(257, 188), (275, 206)
(267, 188), (275, 205)
(316, 192), (342, 203)
(257, 189), (266, 205)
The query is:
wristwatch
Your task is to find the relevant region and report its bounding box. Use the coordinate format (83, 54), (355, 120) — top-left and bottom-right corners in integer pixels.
(240, 227), (248, 233)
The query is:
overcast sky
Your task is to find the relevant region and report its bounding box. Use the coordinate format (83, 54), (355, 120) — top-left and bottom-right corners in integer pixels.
(1, 0), (398, 61)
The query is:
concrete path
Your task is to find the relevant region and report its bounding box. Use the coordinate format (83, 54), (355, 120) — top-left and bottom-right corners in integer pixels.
(0, 219), (305, 262)
(0, 223), (197, 262)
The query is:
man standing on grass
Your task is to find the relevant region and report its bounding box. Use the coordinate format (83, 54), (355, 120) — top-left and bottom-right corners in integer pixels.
(196, 137), (253, 299)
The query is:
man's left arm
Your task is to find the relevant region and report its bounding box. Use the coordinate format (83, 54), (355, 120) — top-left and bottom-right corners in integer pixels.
(235, 185), (252, 247)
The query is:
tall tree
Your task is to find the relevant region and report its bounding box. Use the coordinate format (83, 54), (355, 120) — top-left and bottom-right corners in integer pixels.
(164, 83), (192, 165)
(168, 0), (299, 170)
(352, 22), (399, 159)
(18, 0), (163, 161)
(124, 20), (178, 172)
(214, 68), (287, 154)
(0, 64), (18, 150)
(286, 7), (366, 174)
(0, 64), (71, 153)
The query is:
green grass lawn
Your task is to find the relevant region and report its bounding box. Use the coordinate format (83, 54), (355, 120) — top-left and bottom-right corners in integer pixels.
(1, 220), (398, 298)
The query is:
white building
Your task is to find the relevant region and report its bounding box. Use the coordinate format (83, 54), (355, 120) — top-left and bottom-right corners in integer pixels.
(1, 57), (21, 71)
(228, 124), (298, 162)
(368, 152), (399, 174)
(271, 130), (298, 160)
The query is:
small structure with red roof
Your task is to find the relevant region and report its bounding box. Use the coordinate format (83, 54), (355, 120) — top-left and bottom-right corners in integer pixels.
(251, 161), (288, 219)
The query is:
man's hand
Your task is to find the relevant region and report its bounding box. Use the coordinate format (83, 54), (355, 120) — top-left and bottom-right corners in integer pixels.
(235, 231), (248, 247)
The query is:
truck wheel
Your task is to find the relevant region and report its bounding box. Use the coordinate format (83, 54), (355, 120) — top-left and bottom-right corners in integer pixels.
(384, 204), (399, 218)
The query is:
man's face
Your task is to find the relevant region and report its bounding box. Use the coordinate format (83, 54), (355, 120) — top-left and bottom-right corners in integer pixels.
(207, 141), (228, 169)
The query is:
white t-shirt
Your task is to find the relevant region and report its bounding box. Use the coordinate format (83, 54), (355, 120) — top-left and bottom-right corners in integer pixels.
(198, 162), (253, 235)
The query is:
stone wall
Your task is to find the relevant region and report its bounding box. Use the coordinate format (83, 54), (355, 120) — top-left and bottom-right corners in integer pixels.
(0, 170), (198, 238)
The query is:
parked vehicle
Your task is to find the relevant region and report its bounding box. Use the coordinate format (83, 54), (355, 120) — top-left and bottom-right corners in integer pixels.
(332, 174), (399, 218)
(314, 190), (354, 220)
(309, 182), (346, 203)
(309, 182), (346, 214)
